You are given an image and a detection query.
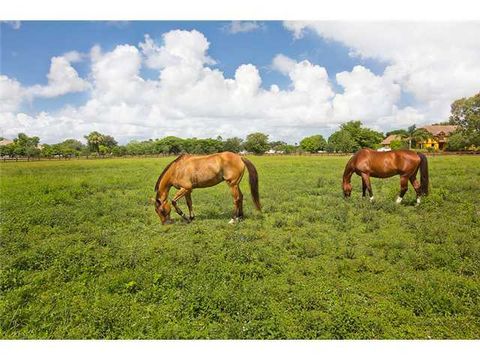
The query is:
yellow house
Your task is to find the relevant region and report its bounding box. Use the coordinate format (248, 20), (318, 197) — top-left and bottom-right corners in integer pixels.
(418, 125), (458, 151)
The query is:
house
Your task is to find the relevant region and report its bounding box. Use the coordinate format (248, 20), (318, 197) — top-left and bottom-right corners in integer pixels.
(379, 134), (402, 150)
(0, 139), (14, 146)
(418, 125), (458, 151)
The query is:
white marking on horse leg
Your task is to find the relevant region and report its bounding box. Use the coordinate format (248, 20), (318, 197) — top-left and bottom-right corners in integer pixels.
(396, 196), (403, 204)
(228, 218), (237, 225)
(416, 197), (421, 206)
(369, 196), (375, 202)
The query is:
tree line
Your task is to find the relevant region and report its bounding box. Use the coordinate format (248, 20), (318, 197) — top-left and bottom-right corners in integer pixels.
(0, 123), (384, 159)
(1, 92), (478, 159)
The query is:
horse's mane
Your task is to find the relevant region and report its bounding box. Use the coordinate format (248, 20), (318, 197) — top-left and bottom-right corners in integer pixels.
(154, 154), (185, 192)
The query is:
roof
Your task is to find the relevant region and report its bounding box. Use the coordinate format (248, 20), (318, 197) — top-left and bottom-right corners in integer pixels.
(0, 139), (13, 146)
(419, 125), (458, 136)
(381, 134), (402, 145)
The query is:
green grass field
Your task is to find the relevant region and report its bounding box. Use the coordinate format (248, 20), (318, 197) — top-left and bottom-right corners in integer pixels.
(1, 155), (479, 339)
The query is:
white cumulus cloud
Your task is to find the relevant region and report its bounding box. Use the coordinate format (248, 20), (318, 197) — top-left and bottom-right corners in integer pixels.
(283, 21), (480, 122)
(0, 75), (24, 112)
(333, 65), (401, 123)
(27, 55), (90, 98)
(2, 25), (479, 144)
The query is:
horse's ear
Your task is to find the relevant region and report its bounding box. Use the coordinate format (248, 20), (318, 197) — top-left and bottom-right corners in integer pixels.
(156, 199), (161, 206)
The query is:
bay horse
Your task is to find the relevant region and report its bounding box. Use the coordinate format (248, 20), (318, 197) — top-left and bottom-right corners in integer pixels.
(342, 148), (429, 205)
(154, 152), (261, 224)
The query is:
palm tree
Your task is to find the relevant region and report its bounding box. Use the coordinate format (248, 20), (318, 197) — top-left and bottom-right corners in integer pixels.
(401, 125), (431, 149)
(411, 128), (432, 149)
(84, 131), (104, 154)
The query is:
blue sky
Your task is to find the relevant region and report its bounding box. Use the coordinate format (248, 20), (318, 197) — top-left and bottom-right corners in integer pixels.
(1, 21), (388, 114)
(1, 21), (478, 144)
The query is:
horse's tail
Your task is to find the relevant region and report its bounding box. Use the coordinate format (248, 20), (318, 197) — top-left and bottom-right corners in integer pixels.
(417, 152), (429, 196)
(242, 157), (261, 211)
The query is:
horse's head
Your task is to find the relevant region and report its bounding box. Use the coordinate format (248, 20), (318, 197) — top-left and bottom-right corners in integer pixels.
(342, 182), (352, 198)
(155, 198), (173, 224)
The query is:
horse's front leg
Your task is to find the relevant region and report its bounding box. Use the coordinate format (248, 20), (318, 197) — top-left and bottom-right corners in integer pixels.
(360, 173), (374, 202)
(171, 188), (191, 222)
(396, 176), (409, 204)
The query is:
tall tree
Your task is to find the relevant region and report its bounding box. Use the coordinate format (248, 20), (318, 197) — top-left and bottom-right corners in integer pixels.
(223, 137), (243, 153)
(154, 136), (185, 154)
(327, 130), (356, 153)
(102, 135), (118, 148)
(84, 132), (118, 154)
(0, 143), (16, 157)
(446, 132), (469, 151)
(84, 131), (104, 153)
(339, 121), (384, 149)
(56, 139), (85, 157)
(450, 92), (480, 133)
(300, 135), (327, 153)
(12, 133), (41, 159)
(449, 92), (480, 147)
(244, 133), (269, 154)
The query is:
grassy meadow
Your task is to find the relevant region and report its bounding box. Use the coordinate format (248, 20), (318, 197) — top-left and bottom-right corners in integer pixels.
(0, 155), (479, 339)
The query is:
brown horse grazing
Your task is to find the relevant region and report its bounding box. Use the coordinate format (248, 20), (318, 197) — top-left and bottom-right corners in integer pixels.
(154, 151), (261, 224)
(342, 148), (429, 205)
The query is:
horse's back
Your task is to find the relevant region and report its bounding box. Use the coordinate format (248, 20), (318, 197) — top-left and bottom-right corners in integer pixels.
(355, 148), (419, 161)
(175, 152), (244, 188)
(352, 148), (421, 177)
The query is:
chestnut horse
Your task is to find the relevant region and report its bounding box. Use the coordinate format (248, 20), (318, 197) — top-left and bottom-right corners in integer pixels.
(342, 148), (429, 205)
(154, 152), (261, 224)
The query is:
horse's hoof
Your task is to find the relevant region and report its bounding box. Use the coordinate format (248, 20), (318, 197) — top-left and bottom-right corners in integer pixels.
(369, 196), (375, 203)
(228, 218), (238, 225)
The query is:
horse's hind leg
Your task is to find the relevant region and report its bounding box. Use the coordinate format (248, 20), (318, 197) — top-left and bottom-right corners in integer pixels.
(171, 188), (191, 222)
(362, 178), (367, 197)
(228, 183), (243, 224)
(360, 173), (374, 201)
(409, 175), (422, 205)
(185, 192), (195, 220)
(396, 176), (409, 204)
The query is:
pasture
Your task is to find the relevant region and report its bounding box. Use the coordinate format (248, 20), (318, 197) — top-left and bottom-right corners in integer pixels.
(0, 155), (479, 339)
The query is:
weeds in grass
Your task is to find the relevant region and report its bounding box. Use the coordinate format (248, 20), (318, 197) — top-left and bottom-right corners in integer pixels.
(0, 156), (479, 339)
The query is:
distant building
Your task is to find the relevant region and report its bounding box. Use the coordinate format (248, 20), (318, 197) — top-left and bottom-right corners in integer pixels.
(380, 134), (402, 150)
(0, 139), (13, 146)
(265, 149), (284, 155)
(377, 147), (391, 152)
(418, 125), (458, 151)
